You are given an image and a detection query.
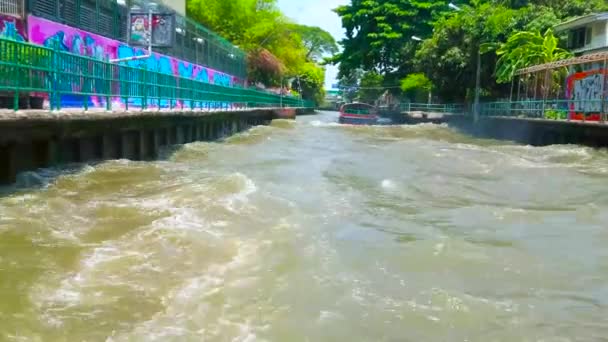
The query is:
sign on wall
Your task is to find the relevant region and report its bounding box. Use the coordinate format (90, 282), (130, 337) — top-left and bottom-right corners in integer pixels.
(128, 11), (175, 48)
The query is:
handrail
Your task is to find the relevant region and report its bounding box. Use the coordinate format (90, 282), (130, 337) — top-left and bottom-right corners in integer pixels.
(0, 38), (314, 111)
(401, 102), (465, 114)
(479, 99), (605, 121)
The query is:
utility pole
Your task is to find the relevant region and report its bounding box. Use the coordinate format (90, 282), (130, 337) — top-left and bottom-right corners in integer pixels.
(473, 49), (481, 123)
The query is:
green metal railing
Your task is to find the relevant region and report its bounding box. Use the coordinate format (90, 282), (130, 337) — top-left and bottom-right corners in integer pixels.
(480, 100), (605, 121)
(0, 38), (313, 111)
(401, 103), (465, 114)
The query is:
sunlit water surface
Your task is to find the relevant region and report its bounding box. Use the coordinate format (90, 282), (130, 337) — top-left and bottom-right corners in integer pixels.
(2, 111), (608, 341)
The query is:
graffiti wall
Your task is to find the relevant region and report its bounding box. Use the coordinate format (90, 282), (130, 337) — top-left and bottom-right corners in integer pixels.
(0, 14), (26, 41)
(566, 69), (607, 121)
(27, 15), (243, 108)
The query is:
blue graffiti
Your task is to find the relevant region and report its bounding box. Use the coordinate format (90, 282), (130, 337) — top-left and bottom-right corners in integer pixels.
(71, 35), (83, 55)
(42, 31), (112, 108)
(178, 62), (193, 79)
(195, 69), (209, 84)
(41, 31), (237, 109)
(213, 72), (231, 87)
(0, 21), (25, 41)
(84, 35), (106, 60)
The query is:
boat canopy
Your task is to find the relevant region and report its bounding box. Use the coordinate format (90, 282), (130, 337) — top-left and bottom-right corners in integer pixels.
(340, 102), (377, 115)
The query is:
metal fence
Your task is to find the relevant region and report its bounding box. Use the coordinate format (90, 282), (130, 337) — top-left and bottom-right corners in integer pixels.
(0, 38), (311, 111)
(26, 0), (247, 79)
(0, 0), (23, 17)
(480, 100), (606, 121)
(400, 103), (465, 114)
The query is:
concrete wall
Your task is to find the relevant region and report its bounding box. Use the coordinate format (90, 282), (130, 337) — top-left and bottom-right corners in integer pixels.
(446, 115), (608, 148)
(0, 109), (282, 185)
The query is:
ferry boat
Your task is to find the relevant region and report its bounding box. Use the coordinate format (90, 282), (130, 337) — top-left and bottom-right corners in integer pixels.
(338, 102), (379, 125)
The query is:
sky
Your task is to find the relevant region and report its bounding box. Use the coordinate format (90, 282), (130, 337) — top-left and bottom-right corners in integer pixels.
(277, 0), (349, 90)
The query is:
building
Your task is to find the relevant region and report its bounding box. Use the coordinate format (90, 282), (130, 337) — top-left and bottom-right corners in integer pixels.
(0, 0), (246, 108)
(554, 12), (608, 56)
(158, 0), (185, 16)
(509, 12), (608, 122)
(321, 89), (342, 110)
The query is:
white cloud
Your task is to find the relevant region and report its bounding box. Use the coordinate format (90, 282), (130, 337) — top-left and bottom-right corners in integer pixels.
(278, 0), (349, 89)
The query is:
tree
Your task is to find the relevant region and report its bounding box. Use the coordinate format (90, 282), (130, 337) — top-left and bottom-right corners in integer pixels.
(482, 28), (572, 84)
(357, 71), (384, 103)
(401, 73), (433, 103)
(414, 1), (529, 102)
(187, 0), (333, 104)
(291, 25), (339, 63)
(331, 0), (459, 78)
(332, 0), (607, 103)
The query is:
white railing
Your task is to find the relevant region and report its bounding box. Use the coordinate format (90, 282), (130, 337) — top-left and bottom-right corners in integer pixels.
(0, 0), (24, 17)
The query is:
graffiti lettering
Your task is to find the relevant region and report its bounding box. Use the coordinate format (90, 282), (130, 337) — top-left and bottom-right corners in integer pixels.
(27, 15), (244, 108)
(566, 69), (607, 121)
(573, 73), (603, 113)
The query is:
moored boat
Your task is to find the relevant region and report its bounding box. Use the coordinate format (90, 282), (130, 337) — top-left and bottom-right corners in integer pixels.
(338, 102), (378, 125)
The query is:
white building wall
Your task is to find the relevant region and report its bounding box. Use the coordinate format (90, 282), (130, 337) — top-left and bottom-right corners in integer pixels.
(158, 0), (185, 16)
(590, 21), (607, 50)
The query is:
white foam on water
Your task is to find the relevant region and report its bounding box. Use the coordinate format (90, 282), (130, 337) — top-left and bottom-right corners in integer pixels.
(220, 173), (258, 213)
(108, 239), (267, 341)
(317, 310), (344, 324)
(310, 120), (342, 127)
(381, 179), (397, 190)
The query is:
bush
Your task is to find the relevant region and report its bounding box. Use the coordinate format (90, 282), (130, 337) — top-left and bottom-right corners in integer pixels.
(544, 108), (567, 120)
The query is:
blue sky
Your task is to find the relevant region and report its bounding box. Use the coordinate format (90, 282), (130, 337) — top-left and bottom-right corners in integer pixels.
(277, 0), (349, 89)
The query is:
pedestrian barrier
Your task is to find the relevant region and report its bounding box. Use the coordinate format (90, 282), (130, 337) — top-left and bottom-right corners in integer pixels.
(0, 38), (314, 111)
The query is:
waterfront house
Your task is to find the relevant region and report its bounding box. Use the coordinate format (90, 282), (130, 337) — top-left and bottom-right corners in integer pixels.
(554, 12), (608, 56)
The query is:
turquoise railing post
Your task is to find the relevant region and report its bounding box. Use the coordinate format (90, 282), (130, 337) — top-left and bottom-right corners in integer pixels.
(142, 66), (148, 111)
(83, 58), (89, 112)
(50, 44), (58, 111)
(105, 61), (111, 111)
(12, 42), (19, 111)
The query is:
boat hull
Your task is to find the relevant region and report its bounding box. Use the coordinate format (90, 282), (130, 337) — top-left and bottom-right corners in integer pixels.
(338, 114), (378, 125)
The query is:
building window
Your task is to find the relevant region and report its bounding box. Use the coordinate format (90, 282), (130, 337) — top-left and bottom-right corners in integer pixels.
(568, 26), (592, 49)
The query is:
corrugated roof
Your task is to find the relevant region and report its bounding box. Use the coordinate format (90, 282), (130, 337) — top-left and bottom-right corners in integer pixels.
(515, 50), (608, 75)
(554, 12), (608, 32)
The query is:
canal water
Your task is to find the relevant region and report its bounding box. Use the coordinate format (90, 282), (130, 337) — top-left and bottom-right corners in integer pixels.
(1, 111), (608, 341)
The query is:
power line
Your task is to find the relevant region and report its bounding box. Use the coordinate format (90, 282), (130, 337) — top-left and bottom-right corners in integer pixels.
(336, 85), (402, 90)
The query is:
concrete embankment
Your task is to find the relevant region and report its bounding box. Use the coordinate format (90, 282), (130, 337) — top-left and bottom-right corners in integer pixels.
(444, 115), (608, 148)
(0, 108), (310, 185)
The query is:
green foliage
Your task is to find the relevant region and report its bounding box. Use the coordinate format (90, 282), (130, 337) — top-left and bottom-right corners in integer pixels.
(187, 0), (334, 104)
(291, 62), (327, 105)
(357, 71), (384, 103)
(291, 25), (339, 63)
(401, 73), (433, 103)
(544, 108), (567, 120)
(400, 73), (432, 92)
(332, 0), (463, 78)
(414, 1), (529, 101)
(487, 28), (572, 83)
(333, 0), (608, 102)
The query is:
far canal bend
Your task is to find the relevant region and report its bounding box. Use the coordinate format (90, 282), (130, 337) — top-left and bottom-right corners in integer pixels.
(1, 110), (608, 340)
